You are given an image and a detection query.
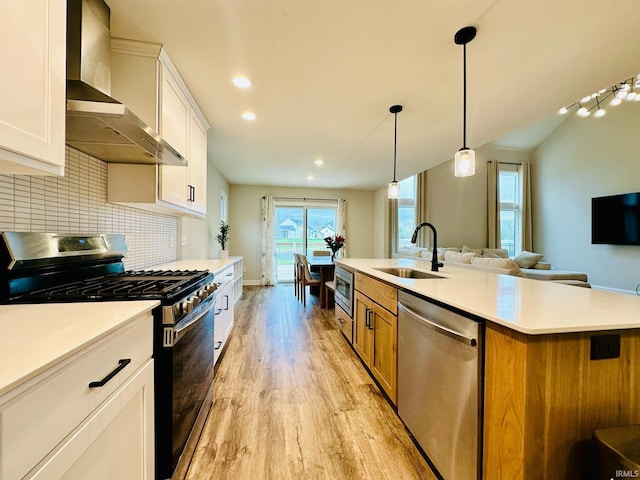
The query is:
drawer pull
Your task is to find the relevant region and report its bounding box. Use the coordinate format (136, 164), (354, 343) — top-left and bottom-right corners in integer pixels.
(214, 341), (223, 350)
(88, 359), (131, 388)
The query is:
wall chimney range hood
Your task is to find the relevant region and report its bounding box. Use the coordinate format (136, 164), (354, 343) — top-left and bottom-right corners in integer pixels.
(65, 0), (186, 166)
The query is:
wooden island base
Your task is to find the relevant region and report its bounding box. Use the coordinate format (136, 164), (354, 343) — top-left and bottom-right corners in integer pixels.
(484, 323), (640, 479)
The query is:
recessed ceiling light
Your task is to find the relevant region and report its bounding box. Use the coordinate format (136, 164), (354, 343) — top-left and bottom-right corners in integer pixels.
(307, 175), (314, 181)
(241, 112), (257, 121)
(232, 76), (252, 89)
(314, 159), (324, 166)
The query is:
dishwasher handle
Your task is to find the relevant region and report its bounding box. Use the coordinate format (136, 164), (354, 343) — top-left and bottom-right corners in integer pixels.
(398, 302), (477, 347)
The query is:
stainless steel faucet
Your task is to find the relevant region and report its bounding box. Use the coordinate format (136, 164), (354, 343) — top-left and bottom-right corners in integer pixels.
(410, 222), (444, 272)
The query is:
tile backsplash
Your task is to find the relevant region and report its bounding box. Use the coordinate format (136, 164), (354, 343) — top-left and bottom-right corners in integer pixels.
(0, 147), (177, 270)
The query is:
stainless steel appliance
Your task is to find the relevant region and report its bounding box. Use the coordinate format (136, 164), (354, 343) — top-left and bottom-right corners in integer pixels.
(397, 291), (483, 480)
(65, 0), (186, 166)
(0, 232), (217, 480)
(334, 265), (353, 317)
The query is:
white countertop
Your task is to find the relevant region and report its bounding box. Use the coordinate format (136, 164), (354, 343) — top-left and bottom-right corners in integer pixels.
(151, 257), (241, 276)
(338, 258), (640, 335)
(0, 258), (241, 398)
(0, 300), (158, 397)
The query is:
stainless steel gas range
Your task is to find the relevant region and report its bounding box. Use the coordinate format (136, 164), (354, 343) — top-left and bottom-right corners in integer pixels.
(0, 232), (217, 480)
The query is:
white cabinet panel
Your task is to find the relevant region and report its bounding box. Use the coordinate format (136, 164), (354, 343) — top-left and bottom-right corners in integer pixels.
(187, 112), (208, 214)
(0, 0), (65, 175)
(109, 39), (209, 217)
(28, 360), (154, 480)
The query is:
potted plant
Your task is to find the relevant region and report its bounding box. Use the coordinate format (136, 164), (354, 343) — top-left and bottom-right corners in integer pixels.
(217, 221), (230, 259)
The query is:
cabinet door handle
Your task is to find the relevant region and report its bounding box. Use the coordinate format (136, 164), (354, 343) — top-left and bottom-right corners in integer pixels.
(191, 185), (196, 202)
(365, 308), (371, 328)
(224, 294), (229, 310)
(215, 341), (223, 350)
(88, 359), (131, 388)
(337, 316), (345, 324)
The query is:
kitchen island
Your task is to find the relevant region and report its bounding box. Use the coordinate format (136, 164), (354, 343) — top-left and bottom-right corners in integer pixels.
(337, 257), (640, 480)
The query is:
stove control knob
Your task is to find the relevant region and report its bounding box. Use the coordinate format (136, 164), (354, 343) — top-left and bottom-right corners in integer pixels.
(206, 283), (216, 294)
(198, 289), (208, 301)
(183, 299), (193, 314)
(191, 295), (201, 307)
(173, 304), (182, 318)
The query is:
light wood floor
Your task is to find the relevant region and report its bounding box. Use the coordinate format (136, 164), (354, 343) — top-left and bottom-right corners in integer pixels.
(185, 285), (437, 480)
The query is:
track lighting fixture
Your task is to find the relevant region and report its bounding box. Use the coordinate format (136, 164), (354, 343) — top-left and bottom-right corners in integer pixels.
(558, 75), (640, 118)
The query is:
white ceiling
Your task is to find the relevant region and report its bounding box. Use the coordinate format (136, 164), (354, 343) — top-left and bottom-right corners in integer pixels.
(106, 0), (640, 190)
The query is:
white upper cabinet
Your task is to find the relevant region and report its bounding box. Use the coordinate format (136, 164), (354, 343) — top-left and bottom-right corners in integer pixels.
(0, 0), (66, 175)
(108, 38), (209, 217)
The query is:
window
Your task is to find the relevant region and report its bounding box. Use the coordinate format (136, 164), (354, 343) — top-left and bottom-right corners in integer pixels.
(499, 164), (521, 257)
(220, 190), (228, 222)
(398, 176), (417, 247)
(274, 201), (337, 282)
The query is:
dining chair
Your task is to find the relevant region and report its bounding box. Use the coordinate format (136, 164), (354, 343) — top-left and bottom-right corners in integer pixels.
(293, 252), (300, 300)
(298, 254), (321, 307)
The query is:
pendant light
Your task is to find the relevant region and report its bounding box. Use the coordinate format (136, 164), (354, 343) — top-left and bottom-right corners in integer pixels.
(388, 104), (403, 199)
(454, 26), (477, 177)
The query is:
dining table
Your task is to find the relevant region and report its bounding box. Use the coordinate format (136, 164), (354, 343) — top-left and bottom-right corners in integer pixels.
(307, 254), (335, 309)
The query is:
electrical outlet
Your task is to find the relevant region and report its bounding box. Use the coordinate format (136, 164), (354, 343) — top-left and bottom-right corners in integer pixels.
(590, 334), (620, 360)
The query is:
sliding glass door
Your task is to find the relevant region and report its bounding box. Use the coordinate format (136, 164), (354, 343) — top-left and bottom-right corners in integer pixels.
(275, 202), (337, 282)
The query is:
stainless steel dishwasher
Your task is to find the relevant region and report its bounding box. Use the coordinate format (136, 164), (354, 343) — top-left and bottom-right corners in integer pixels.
(397, 291), (483, 480)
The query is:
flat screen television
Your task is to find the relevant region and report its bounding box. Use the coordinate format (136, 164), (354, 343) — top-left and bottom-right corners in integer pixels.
(592, 192), (640, 245)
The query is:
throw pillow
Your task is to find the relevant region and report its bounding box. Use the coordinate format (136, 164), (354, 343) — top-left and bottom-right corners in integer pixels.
(437, 247), (460, 261)
(482, 248), (509, 258)
(444, 251), (477, 264)
(471, 257), (527, 277)
(513, 250), (544, 269)
(462, 245), (483, 255)
(420, 249), (435, 259)
(397, 246), (423, 258)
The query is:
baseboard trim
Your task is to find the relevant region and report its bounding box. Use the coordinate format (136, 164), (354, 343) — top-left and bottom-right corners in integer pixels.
(591, 284), (637, 296)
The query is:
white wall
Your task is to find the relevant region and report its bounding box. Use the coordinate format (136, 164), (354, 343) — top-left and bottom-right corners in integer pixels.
(532, 100), (640, 292)
(425, 147), (531, 248)
(228, 185), (376, 284)
(372, 186), (390, 258)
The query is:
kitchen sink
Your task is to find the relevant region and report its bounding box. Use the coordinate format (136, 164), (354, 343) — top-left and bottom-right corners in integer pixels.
(373, 267), (442, 279)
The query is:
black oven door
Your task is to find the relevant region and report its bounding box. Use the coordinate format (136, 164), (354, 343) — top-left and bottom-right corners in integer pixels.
(154, 301), (215, 480)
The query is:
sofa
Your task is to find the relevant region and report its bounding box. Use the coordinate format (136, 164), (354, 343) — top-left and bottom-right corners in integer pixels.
(395, 245), (591, 287)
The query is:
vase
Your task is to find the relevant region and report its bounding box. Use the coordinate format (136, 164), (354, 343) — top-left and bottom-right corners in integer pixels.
(331, 251), (339, 261)
(220, 250), (229, 259)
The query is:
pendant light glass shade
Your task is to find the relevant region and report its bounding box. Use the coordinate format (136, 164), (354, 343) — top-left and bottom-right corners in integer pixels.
(454, 148), (475, 177)
(388, 104), (403, 198)
(388, 180), (399, 199)
(454, 26), (477, 178)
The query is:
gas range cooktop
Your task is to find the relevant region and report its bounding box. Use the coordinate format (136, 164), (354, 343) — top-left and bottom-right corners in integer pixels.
(15, 269), (212, 303)
(0, 232), (213, 304)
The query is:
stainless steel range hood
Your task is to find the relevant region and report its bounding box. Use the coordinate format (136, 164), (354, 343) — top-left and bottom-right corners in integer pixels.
(65, 0), (186, 166)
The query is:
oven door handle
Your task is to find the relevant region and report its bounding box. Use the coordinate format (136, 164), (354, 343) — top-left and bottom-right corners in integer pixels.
(173, 299), (215, 345)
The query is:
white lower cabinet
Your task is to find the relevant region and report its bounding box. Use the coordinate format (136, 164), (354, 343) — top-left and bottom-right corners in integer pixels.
(214, 266), (235, 365)
(29, 360), (154, 480)
(0, 313), (154, 480)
